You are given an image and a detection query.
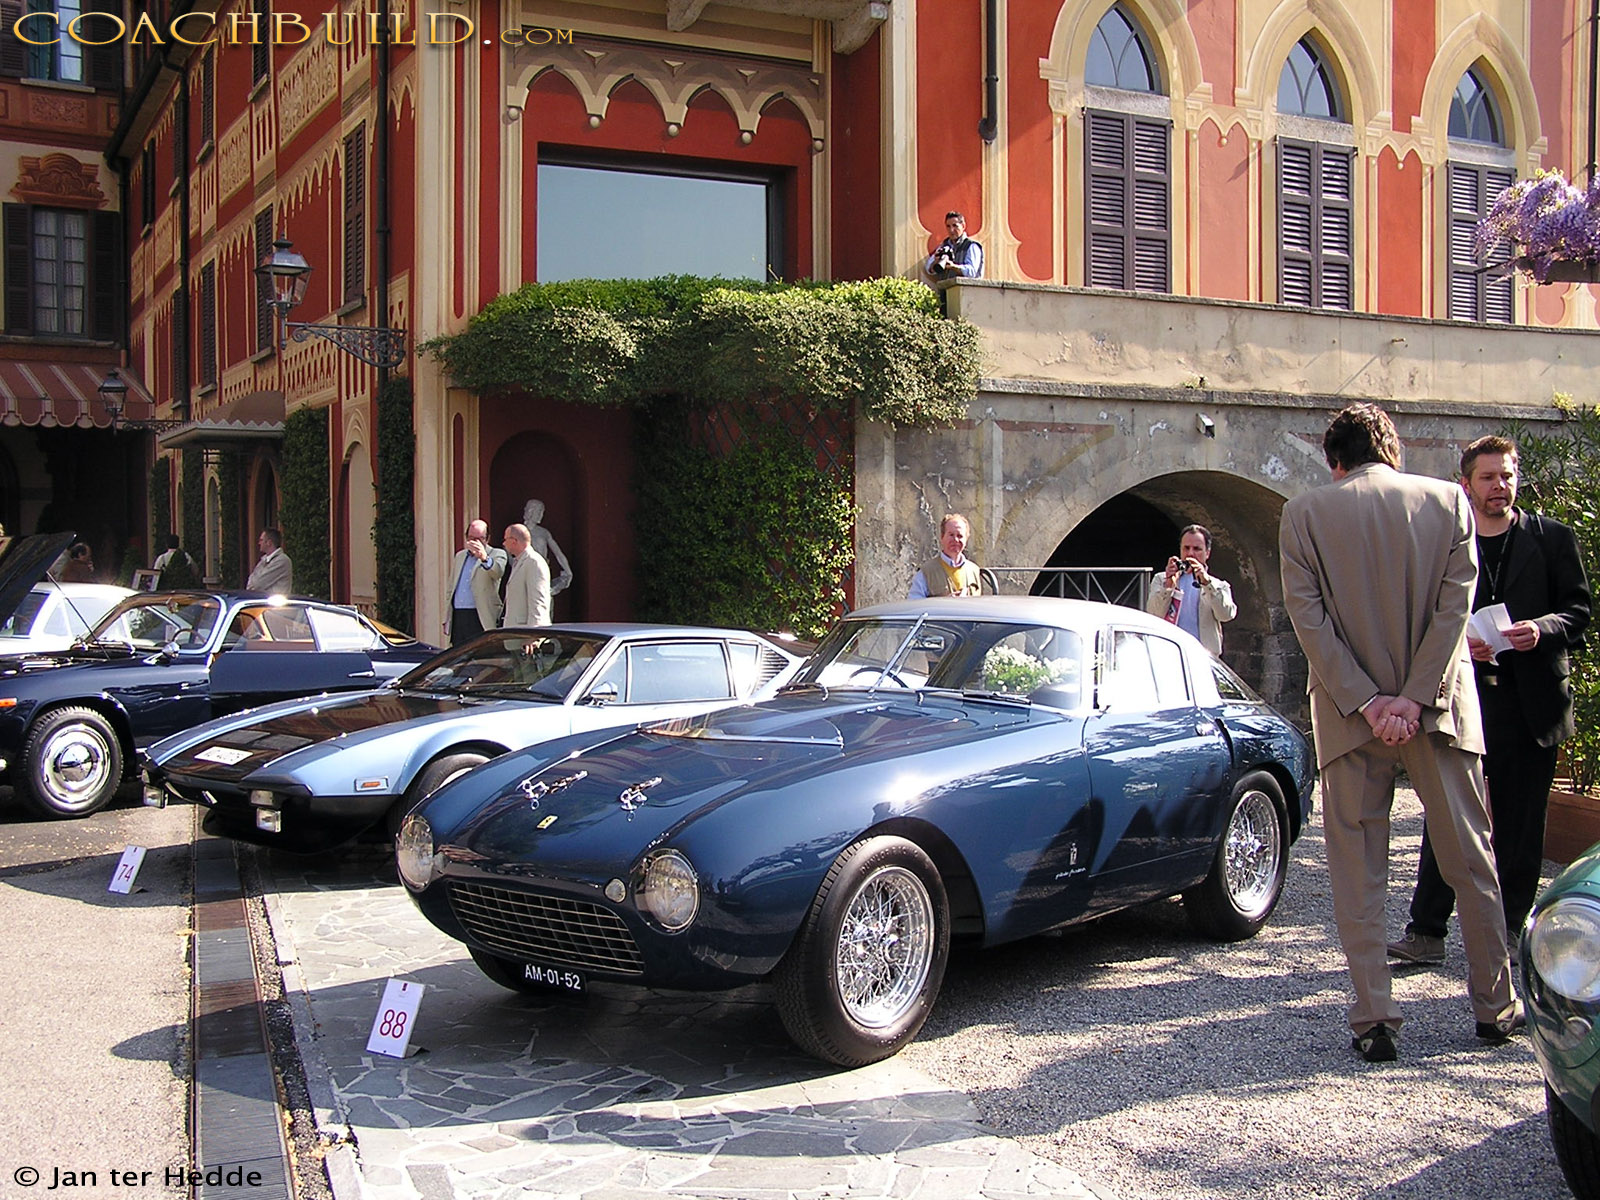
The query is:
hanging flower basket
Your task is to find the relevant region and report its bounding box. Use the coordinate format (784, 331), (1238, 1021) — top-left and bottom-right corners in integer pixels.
(1477, 171), (1600, 284)
(1506, 255), (1600, 284)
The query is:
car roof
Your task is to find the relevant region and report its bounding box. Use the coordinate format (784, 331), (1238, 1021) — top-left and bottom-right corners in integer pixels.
(850, 595), (1179, 634)
(499, 622), (799, 645)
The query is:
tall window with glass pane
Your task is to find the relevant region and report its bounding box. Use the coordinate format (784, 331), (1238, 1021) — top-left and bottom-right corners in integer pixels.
(1277, 38), (1354, 309)
(31, 210), (86, 336)
(1083, 4), (1170, 292)
(1447, 67), (1515, 323)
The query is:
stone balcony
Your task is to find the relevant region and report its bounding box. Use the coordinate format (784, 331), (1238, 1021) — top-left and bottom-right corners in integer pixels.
(946, 280), (1600, 419)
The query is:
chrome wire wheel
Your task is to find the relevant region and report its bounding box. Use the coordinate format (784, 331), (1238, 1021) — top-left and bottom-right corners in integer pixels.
(834, 865), (936, 1029)
(1224, 786), (1283, 921)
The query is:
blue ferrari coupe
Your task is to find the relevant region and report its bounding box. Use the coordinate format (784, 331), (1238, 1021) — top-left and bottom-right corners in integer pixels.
(399, 596), (1316, 1066)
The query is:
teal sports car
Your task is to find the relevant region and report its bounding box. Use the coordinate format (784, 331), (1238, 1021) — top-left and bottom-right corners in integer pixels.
(1523, 841), (1600, 1200)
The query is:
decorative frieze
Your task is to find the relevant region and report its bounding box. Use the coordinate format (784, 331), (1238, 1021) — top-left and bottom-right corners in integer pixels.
(11, 152), (106, 207)
(217, 118), (251, 203)
(278, 40), (337, 145)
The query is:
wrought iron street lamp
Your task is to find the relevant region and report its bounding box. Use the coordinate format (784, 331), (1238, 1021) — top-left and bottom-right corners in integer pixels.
(96, 368), (186, 433)
(255, 236), (407, 369)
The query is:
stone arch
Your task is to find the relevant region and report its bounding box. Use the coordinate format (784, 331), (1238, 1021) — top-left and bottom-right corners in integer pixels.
(1239, 0), (1382, 130)
(1041, 0), (1205, 105)
(1419, 16), (1543, 162)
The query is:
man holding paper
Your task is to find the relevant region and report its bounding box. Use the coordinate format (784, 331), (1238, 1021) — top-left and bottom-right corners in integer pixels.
(1389, 435), (1591, 965)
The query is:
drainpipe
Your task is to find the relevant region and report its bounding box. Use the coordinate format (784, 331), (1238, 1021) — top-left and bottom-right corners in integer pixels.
(978, 0), (998, 143)
(1589, 0), (1598, 183)
(376, 0), (391, 389)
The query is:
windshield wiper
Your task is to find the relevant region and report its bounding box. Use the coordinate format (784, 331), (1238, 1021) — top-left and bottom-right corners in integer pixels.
(920, 687), (1032, 708)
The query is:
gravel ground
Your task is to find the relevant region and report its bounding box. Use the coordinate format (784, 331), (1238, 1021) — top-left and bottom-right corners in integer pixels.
(903, 783), (1574, 1200)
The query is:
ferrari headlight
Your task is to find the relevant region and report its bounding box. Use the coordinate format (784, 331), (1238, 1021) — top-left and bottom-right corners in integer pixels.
(395, 814), (439, 892)
(637, 850), (699, 931)
(1530, 896), (1600, 1004)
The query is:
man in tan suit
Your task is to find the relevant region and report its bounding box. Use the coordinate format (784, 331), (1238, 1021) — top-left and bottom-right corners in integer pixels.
(1279, 403), (1519, 1063)
(444, 519), (506, 645)
(499, 524), (551, 628)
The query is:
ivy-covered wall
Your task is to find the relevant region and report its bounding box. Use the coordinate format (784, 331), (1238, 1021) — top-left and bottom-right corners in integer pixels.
(426, 277), (979, 634)
(281, 407), (330, 599)
(148, 455), (172, 539)
(375, 375), (416, 631)
(181, 449), (204, 569)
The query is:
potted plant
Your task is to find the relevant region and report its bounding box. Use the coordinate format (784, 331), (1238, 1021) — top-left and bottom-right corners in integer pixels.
(1504, 401), (1600, 861)
(1476, 170), (1600, 284)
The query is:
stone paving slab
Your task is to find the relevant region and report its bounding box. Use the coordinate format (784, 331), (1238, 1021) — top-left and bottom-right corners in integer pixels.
(261, 857), (1113, 1200)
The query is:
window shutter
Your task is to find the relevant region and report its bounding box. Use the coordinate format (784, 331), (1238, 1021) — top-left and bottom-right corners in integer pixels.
(254, 206), (273, 352)
(1319, 146), (1354, 309)
(200, 51), (214, 150)
(1084, 109), (1170, 292)
(0, 1), (25, 77)
(82, 0), (121, 89)
(1447, 163), (1516, 324)
(342, 124), (366, 305)
(251, 0), (270, 85)
(171, 286), (188, 400)
(199, 261), (217, 388)
(3, 203), (30, 335)
(90, 210), (120, 341)
(1279, 140), (1315, 306)
(1279, 138), (1353, 310)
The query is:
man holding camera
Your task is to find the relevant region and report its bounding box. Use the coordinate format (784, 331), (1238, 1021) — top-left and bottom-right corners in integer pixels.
(1146, 524), (1237, 656)
(925, 211), (984, 281)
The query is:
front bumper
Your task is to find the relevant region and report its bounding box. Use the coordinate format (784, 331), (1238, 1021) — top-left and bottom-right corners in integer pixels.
(144, 766), (394, 853)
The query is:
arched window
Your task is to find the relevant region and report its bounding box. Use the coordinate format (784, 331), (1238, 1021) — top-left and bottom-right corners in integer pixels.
(1276, 37), (1353, 309)
(1449, 68), (1502, 144)
(1278, 38), (1341, 120)
(1083, 5), (1170, 292)
(1086, 5), (1159, 93)
(1447, 65), (1514, 323)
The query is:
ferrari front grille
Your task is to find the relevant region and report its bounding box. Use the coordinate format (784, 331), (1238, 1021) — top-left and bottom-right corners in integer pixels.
(447, 881), (645, 975)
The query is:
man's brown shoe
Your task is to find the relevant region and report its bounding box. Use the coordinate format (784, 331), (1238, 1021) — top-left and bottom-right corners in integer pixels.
(1387, 930), (1446, 966)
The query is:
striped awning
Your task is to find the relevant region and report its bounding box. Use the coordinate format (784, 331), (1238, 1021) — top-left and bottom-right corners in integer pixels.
(0, 360), (126, 429)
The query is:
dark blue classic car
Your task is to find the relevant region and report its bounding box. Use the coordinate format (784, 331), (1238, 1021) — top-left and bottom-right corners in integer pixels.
(400, 597), (1315, 1066)
(0, 535), (435, 817)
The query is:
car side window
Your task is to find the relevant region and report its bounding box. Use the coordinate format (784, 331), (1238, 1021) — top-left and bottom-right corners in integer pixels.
(308, 608), (380, 651)
(624, 643), (733, 704)
(1102, 630), (1190, 711)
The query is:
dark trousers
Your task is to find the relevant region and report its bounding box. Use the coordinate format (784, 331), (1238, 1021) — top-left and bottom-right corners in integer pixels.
(1408, 683), (1559, 943)
(450, 607), (485, 646)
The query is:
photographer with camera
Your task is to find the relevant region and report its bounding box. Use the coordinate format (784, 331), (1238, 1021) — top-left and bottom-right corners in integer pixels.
(925, 211), (984, 281)
(1146, 524), (1237, 656)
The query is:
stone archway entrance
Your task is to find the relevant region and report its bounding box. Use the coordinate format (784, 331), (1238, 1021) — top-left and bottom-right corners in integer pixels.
(488, 432), (583, 622)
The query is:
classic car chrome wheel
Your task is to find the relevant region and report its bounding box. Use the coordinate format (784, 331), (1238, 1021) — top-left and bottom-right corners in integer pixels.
(1548, 1083), (1600, 1200)
(774, 836), (950, 1067)
(1183, 771), (1287, 941)
(835, 865), (935, 1028)
(21, 706), (125, 818)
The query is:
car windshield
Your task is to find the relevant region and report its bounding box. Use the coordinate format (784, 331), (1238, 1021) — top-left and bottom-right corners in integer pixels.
(0, 588), (49, 638)
(396, 632), (609, 700)
(90, 593), (223, 650)
(795, 617), (1084, 704)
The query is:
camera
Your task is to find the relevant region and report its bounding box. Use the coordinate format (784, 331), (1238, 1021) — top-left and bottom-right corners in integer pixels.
(1181, 559), (1199, 574)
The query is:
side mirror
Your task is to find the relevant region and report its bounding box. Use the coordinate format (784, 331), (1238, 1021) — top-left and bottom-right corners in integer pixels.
(584, 682), (619, 706)
(162, 639), (182, 658)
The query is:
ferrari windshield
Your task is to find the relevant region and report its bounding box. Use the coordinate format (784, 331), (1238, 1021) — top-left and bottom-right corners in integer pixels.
(796, 617), (1083, 703)
(90, 593), (223, 650)
(397, 631), (608, 700)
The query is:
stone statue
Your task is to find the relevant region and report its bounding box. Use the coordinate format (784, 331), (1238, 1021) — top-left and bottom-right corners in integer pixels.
(522, 498), (573, 596)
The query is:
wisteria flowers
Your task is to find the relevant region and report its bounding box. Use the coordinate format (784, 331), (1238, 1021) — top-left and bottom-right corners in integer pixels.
(1475, 169), (1600, 282)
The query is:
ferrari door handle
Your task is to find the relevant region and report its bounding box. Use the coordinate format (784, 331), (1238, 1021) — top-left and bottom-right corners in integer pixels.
(347, 669), (377, 678)
(1196, 721), (1215, 737)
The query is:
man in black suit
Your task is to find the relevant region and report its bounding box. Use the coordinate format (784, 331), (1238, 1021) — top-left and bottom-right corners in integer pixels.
(1390, 435), (1591, 964)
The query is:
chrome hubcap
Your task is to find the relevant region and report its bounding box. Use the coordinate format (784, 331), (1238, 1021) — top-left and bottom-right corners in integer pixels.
(835, 865), (934, 1029)
(41, 725), (113, 808)
(1224, 789), (1282, 918)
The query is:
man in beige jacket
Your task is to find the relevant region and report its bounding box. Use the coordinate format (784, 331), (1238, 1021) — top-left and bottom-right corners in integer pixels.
(1279, 403), (1518, 1063)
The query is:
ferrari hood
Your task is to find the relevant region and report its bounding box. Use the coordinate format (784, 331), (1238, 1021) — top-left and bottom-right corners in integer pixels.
(433, 690), (1038, 878)
(161, 691), (488, 781)
(0, 532), (78, 630)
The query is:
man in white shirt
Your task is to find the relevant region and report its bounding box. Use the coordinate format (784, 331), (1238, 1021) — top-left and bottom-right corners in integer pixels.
(246, 528), (293, 594)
